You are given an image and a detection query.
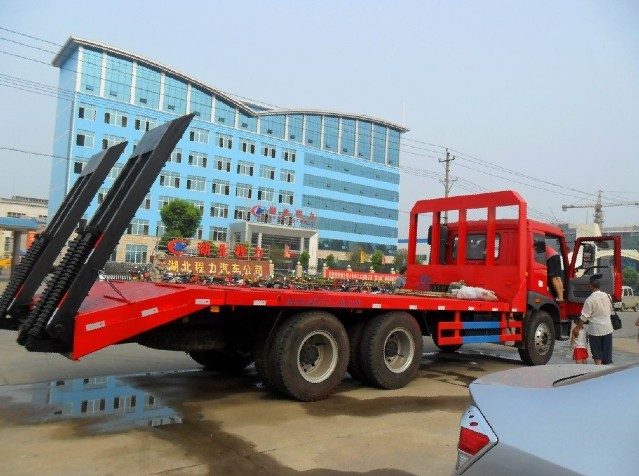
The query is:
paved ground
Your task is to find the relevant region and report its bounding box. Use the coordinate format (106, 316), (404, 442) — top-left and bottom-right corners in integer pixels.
(0, 272), (638, 475)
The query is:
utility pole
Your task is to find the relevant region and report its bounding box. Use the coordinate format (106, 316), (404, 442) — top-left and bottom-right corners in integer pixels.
(439, 149), (457, 223)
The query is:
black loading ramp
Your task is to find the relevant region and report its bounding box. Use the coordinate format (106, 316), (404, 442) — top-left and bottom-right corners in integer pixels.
(18, 113), (195, 353)
(0, 143), (127, 330)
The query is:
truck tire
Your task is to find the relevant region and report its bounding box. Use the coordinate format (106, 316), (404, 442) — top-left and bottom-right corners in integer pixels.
(359, 311), (423, 389)
(346, 320), (368, 383)
(518, 310), (555, 366)
(189, 348), (253, 373)
(268, 311), (349, 401)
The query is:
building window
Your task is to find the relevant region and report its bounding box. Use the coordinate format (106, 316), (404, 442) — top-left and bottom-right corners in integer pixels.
(216, 133), (233, 149)
(104, 109), (128, 128)
(283, 148), (296, 163)
(7, 212), (26, 218)
(162, 75), (187, 115)
(189, 128), (209, 144)
(279, 190), (294, 205)
(78, 104), (96, 121)
(139, 194), (151, 210)
(357, 121), (372, 160)
(135, 64), (161, 109)
(125, 244), (147, 263)
(105, 55), (133, 100)
(107, 164), (123, 180)
(102, 135), (126, 150)
(260, 165), (275, 180)
(212, 179), (230, 195)
(288, 114), (303, 143)
(190, 87), (212, 122)
(158, 195), (178, 210)
(210, 226), (227, 242)
(214, 156), (231, 172)
(185, 199), (205, 215)
(127, 219), (150, 236)
(186, 175), (206, 192)
(76, 130), (94, 148)
(341, 118), (356, 155)
(80, 48), (102, 95)
(210, 203), (229, 218)
(236, 183), (253, 199)
(305, 115), (321, 148)
(260, 115), (286, 139)
(234, 206), (251, 221)
(74, 159), (87, 174)
(215, 98), (236, 125)
(237, 161), (254, 176)
(135, 116), (157, 131)
(241, 139), (256, 154)
(188, 152), (208, 168)
(169, 148), (182, 163)
(323, 116), (339, 151)
(263, 145), (276, 158)
(257, 187), (274, 201)
(159, 171), (180, 188)
(280, 169), (295, 183)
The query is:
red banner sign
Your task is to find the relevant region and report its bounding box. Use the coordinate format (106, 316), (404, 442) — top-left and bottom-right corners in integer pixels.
(323, 269), (397, 283)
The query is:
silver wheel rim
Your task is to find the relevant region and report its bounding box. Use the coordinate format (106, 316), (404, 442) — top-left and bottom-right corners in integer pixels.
(297, 330), (339, 383)
(383, 327), (415, 374)
(533, 321), (552, 356)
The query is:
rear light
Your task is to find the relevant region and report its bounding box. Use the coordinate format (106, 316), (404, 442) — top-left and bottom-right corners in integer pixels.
(455, 404), (497, 474)
(458, 427), (490, 455)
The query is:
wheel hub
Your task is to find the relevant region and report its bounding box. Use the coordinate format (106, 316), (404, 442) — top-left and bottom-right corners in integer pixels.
(297, 330), (339, 384)
(383, 328), (414, 374)
(534, 322), (551, 355)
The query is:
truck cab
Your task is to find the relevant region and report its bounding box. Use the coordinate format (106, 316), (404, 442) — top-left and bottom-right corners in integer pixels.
(407, 190), (622, 363)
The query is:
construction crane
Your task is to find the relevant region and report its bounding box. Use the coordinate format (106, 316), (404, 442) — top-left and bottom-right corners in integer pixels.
(562, 190), (639, 229)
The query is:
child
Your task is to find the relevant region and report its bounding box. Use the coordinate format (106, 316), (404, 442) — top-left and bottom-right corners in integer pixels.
(570, 317), (588, 364)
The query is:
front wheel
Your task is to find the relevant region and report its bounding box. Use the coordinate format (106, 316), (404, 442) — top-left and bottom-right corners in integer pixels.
(518, 310), (555, 365)
(359, 312), (423, 389)
(267, 311), (349, 401)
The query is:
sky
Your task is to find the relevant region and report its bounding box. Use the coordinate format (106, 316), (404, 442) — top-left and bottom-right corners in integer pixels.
(0, 0), (638, 233)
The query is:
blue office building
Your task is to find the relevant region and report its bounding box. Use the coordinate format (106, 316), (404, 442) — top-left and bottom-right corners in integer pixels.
(51, 37), (407, 266)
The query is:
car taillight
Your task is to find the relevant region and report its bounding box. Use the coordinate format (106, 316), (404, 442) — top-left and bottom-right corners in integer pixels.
(458, 427), (490, 455)
(455, 404), (497, 474)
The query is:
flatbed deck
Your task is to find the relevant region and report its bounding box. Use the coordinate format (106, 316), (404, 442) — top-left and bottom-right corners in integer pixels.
(73, 281), (517, 360)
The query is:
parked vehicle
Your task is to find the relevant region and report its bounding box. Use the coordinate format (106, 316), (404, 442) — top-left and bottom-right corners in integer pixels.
(613, 285), (639, 312)
(454, 363), (638, 475)
(0, 115), (623, 401)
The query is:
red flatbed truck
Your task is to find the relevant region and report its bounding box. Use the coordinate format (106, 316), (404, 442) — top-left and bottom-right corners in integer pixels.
(0, 116), (622, 402)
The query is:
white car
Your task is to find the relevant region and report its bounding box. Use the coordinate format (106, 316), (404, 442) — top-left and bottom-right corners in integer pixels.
(454, 363), (639, 475)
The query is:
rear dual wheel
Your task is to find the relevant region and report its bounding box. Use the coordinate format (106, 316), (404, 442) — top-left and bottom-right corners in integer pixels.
(265, 311), (349, 402)
(358, 312), (423, 389)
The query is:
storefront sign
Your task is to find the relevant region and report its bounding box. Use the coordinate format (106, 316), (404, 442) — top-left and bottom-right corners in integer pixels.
(164, 256), (270, 276)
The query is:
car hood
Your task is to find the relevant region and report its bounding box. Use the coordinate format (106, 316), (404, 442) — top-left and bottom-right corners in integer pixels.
(468, 364), (639, 475)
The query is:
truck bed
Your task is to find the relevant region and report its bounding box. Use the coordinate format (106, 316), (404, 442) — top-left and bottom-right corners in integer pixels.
(73, 281), (514, 360)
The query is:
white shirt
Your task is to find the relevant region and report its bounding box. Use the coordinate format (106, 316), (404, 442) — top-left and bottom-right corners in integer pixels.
(571, 321), (587, 349)
(579, 290), (613, 336)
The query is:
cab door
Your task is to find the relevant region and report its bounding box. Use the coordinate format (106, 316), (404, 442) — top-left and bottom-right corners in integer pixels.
(566, 236), (622, 315)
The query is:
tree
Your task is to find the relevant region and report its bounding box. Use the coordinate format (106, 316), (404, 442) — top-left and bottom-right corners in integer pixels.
(370, 250), (384, 272)
(300, 251), (310, 271)
(622, 267), (639, 289)
(325, 254), (336, 269)
(394, 249), (407, 270)
(159, 199), (201, 238)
